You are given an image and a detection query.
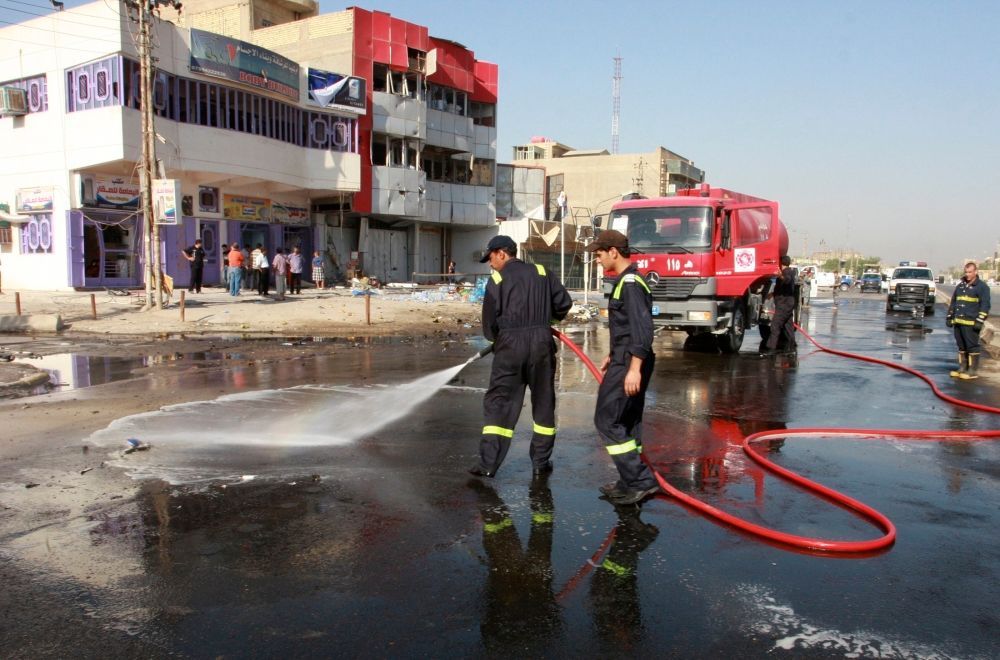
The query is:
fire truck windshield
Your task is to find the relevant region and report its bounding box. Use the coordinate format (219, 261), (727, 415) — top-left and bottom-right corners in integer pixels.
(613, 206), (713, 252)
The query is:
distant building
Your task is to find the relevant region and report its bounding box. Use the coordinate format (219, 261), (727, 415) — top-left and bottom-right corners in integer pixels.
(511, 137), (705, 222)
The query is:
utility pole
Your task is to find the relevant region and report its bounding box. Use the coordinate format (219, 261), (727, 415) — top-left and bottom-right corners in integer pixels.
(611, 54), (622, 155)
(130, 0), (180, 310)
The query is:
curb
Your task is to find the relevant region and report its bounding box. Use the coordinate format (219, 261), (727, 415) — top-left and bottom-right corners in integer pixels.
(0, 314), (65, 333)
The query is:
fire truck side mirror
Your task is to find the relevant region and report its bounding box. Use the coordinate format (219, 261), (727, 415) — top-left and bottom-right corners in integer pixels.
(592, 214), (604, 228)
(719, 211), (732, 251)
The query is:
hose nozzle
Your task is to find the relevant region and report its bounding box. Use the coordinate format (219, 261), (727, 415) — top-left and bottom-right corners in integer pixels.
(474, 344), (494, 360)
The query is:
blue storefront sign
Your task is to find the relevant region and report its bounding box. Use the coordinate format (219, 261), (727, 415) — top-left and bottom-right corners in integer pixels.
(307, 68), (366, 114)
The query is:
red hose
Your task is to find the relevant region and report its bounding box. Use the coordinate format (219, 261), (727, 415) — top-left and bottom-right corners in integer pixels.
(550, 327), (1000, 554)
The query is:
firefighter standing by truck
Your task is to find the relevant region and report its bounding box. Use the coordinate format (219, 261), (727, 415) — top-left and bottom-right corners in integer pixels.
(469, 235), (573, 478)
(588, 230), (662, 506)
(947, 261), (991, 380)
(762, 255), (798, 355)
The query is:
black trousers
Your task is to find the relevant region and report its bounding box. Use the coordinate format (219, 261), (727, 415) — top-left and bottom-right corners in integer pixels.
(594, 349), (656, 489)
(290, 272), (302, 294)
(257, 267), (270, 295)
(766, 296), (797, 351)
(954, 324), (980, 353)
(479, 328), (557, 474)
(188, 265), (203, 292)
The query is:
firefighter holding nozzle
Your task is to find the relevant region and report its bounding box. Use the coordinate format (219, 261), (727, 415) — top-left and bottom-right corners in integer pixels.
(947, 261), (991, 380)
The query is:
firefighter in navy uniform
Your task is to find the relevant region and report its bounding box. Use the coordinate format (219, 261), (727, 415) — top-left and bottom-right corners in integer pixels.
(947, 261), (991, 380)
(469, 235), (573, 478)
(588, 230), (662, 506)
(762, 255), (797, 355)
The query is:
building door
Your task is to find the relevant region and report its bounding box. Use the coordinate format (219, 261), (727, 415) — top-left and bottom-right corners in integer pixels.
(82, 212), (142, 287)
(200, 220), (220, 285)
(367, 228), (408, 282)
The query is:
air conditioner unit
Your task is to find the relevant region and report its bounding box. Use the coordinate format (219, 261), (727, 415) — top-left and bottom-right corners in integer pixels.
(80, 174), (96, 206)
(0, 86), (28, 117)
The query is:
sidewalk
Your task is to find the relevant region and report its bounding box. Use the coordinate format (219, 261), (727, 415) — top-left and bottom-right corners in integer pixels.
(0, 286), (484, 338)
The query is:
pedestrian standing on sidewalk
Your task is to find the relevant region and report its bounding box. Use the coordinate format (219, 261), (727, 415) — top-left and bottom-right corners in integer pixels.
(227, 244), (244, 296)
(312, 251), (325, 290)
(220, 243), (229, 285)
(272, 248), (288, 300)
(468, 235), (573, 479)
(249, 244), (263, 291)
(183, 238), (205, 293)
(257, 247), (271, 296)
(587, 230), (661, 506)
(947, 261), (991, 380)
(288, 246), (304, 294)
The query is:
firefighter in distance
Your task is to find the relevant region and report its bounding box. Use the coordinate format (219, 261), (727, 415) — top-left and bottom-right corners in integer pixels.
(946, 261), (991, 380)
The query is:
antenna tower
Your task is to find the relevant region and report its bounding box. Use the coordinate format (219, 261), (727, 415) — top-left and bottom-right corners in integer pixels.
(611, 55), (622, 154)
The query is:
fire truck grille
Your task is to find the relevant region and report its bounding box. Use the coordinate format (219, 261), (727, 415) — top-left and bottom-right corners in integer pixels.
(650, 278), (702, 300)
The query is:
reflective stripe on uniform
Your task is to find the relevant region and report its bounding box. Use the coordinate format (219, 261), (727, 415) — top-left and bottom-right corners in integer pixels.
(954, 318), (975, 326)
(491, 271), (502, 285)
(956, 295), (979, 303)
(606, 439), (639, 455)
(532, 423), (556, 436)
(601, 558), (632, 577)
(532, 512), (553, 524)
(977, 312), (988, 320)
(484, 518), (513, 534)
(483, 425), (514, 438)
(612, 273), (651, 299)
(535, 264), (546, 276)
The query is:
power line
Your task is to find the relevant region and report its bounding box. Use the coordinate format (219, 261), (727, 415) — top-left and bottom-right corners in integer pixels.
(0, 17), (128, 44)
(0, 34), (112, 56)
(0, 0), (124, 23)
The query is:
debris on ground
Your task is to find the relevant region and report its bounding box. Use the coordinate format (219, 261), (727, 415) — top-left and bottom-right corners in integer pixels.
(123, 438), (151, 454)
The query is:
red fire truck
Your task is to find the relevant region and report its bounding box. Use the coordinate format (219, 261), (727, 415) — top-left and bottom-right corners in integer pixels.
(597, 184), (789, 353)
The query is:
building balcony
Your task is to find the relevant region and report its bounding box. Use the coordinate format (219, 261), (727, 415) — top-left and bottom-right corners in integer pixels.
(372, 165), (425, 216)
(372, 91), (426, 140)
(423, 181), (495, 226)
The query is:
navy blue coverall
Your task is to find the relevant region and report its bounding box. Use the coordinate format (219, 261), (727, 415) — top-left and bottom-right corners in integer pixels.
(478, 259), (573, 474)
(595, 264), (658, 491)
(947, 276), (991, 356)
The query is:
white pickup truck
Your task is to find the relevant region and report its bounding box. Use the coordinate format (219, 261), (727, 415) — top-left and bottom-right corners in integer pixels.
(886, 262), (936, 315)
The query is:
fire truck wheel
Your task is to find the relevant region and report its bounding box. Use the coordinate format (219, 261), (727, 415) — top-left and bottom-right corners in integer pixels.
(718, 304), (745, 354)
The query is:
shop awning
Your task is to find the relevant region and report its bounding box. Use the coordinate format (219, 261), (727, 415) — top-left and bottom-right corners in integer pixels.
(0, 210), (30, 223)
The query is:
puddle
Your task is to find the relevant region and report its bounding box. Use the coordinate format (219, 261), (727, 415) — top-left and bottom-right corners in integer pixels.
(16, 351), (226, 392)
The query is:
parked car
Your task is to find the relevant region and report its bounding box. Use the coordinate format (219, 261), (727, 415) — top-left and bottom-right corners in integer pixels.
(860, 273), (882, 293)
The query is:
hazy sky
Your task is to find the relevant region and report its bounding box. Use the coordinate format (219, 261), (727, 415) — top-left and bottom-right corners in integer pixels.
(4, 0), (998, 270)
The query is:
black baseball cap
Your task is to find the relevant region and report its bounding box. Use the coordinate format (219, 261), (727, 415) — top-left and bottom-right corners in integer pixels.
(479, 235), (518, 262)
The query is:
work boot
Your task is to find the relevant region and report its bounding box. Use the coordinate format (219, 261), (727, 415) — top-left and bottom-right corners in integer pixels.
(609, 483), (662, 506)
(599, 481), (628, 499)
(959, 353), (980, 380)
(468, 465), (494, 478)
(532, 461), (553, 478)
(950, 352), (967, 378)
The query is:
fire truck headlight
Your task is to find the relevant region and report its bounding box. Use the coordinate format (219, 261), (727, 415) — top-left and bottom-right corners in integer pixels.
(688, 311), (712, 321)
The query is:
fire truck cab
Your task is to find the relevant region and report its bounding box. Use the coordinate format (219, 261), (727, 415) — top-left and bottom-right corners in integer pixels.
(596, 184), (788, 353)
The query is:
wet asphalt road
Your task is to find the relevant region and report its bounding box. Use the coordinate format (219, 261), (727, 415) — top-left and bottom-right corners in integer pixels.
(1, 294), (999, 658)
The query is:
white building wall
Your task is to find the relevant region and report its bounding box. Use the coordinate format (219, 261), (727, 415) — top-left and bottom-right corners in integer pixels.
(1, 1), (361, 291)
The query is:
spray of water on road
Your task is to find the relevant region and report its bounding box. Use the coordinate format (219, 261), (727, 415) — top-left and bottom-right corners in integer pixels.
(86, 357), (477, 483)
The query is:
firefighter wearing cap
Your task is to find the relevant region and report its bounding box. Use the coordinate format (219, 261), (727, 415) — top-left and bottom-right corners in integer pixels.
(587, 230), (661, 506)
(470, 235), (573, 478)
(762, 255), (798, 355)
(946, 261), (991, 380)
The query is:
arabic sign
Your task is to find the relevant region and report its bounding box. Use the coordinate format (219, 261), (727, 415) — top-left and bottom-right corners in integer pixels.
(153, 179), (180, 225)
(190, 29), (300, 101)
(95, 177), (140, 209)
(223, 194), (270, 222)
(307, 68), (366, 114)
(271, 202), (310, 225)
(16, 187), (54, 213)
